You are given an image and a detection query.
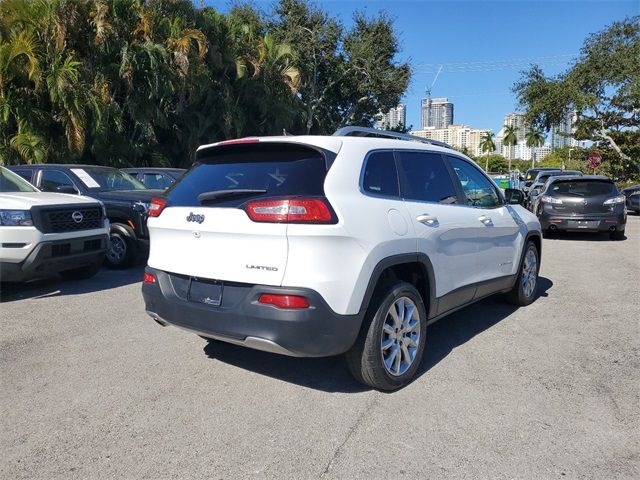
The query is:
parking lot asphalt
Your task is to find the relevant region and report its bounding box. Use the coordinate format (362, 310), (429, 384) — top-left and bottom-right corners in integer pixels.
(1, 216), (639, 480)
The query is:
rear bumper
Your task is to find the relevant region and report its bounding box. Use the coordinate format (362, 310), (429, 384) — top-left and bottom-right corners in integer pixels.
(539, 212), (626, 232)
(0, 234), (108, 282)
(141, 267), (363, 358)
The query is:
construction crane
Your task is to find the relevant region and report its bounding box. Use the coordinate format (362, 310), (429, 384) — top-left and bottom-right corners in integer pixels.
(425, 65), (443, 98)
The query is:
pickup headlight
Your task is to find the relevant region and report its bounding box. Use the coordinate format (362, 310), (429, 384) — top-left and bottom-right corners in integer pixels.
(0, 210), (33, 226)
(603, 195), (626, 205)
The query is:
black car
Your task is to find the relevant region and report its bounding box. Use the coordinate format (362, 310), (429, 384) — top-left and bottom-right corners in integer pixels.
(522, 167), (562, 193)
(622, 185), (640, 215)
(532, 175), (627, 240)
(120, 168), (185, 190)
(9, 165), (164, 268)
(527, 170), (583, 209)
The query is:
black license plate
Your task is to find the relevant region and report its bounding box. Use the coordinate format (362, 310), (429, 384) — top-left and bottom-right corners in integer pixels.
(188, 278), (223, 306)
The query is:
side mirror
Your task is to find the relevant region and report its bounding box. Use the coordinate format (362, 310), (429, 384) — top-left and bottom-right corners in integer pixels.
(504, 188), (525, 205)
(56, 185), (79, 194)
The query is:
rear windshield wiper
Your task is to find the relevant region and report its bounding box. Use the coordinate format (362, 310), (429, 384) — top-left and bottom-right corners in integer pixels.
(198, 189), (267, 204)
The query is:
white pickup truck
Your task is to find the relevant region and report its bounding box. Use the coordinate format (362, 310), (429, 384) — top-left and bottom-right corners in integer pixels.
(0, 166), (109, 282)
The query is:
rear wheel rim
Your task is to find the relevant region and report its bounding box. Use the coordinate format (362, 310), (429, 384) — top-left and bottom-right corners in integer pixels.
(107, 235), (126, 263)
(381, 296), (421, 377)
(521, 247), (537, 298)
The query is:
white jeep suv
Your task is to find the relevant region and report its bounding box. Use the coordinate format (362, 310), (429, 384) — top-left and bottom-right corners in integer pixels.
(142, 128), (542, 391)
(0, 166), (109, 282)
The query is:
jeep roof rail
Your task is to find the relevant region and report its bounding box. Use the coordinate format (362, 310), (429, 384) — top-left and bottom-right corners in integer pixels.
(332, 126), (454, 149)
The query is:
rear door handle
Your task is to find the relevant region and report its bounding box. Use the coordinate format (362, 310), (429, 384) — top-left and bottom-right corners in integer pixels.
(416, 214), (438, 226)
(478, 215), (493, 226)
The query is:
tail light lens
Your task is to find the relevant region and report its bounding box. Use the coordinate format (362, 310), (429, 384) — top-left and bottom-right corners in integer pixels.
(603, 195), (625, 205)
(245, 198), (333, 223)
(258, 294), (310, 309)
(148, 197), (167, 217)
(143, 272), (157, 284)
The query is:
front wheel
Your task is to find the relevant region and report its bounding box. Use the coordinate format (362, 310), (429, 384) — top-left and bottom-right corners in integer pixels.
(506, 241), (539, 306)
(346, 282), (427, 391)
(105, 225), (136, 269)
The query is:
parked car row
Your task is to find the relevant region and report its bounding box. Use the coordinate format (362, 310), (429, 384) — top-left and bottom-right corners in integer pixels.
(0, 167), (109, 282)
(7, 165), (185, 269)
(0, 133), (634, 390)
(519, 167), (629, 239)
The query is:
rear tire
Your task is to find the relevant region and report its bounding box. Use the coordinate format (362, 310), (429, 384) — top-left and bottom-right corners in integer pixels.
(610, 229), (625, 241)
(346, 282), (427, 391)
(506, 241), (539, 306)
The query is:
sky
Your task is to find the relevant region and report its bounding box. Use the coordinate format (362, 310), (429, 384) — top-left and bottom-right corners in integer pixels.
(212, 0), (639, 134)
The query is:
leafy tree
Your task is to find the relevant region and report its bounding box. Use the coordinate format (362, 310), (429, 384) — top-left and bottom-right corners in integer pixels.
(270, 0), (410, 134)
(514, 16), (639, 176)
(479, 131), (496, 170)
(0, 0), (411, 166)
(525, 127), (545, 169)
(502, 124), (518, 171)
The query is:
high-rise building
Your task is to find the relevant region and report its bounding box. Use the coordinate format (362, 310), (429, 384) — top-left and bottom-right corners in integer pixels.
(374, 104), (406, 130)
(500, 112), (526, 160)
(550, 110), (587, 150)
(411, 124), (491, 157)
(421, 97), (453, 129)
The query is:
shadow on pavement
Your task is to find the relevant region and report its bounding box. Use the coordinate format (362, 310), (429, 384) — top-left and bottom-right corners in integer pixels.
(203, 276), (553, 393)
(545, 231), (626, 242)
(0, 265), (144, 303)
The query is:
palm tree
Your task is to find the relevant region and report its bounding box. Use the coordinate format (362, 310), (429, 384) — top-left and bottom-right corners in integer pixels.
(525, 127), (545, 169)
(502, 125), (518, 172)
(479, 131), (496, 171)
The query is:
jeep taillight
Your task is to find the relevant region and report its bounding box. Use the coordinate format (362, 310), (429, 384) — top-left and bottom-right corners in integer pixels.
(244, 198), (333, 223)
(148, 197), (166, 217)
(258, 294), (309, 309)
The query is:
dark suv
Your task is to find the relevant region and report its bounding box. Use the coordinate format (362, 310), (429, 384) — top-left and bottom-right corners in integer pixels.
(121, 168), (185, 190)
(9, 165), (163, 268)
(532, 175), (626, 240)
(622, 185), (640, 215)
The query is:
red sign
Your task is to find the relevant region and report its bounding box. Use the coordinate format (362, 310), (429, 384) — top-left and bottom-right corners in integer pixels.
(588, 151), (602, 169)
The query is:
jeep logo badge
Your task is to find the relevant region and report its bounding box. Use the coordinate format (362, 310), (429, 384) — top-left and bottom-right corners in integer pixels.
(186, 212), (205, 224)
(71, 211), (83, 223)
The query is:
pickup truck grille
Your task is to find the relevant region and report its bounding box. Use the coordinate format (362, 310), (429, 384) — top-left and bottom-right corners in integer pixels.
(41, 207), (103, 233)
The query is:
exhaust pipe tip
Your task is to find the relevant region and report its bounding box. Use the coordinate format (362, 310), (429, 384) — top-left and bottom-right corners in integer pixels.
(146, 310), (169, 327)
(609, 225), (616, 231)
(549, 224), (557, 230)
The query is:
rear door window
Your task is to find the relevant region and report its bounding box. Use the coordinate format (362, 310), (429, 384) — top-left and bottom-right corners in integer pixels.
(396, 151), (458, 204)
(167, 144), (328, 207)
(362, 151), (399, 197)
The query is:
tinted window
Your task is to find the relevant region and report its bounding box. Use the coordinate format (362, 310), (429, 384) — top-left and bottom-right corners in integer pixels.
(0, 167), (37, 192)
(397, 151), (458, 203)
(143, 173), (173, 189)
(448, 156), (501, 208)
(70, 167), (146, 191)
(550, 180), (616, 196)
(168, 145), (327, 206)
(40, 170), (77, 192)
(362, 151), (399, 197)
(11, 169), (32, 182)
